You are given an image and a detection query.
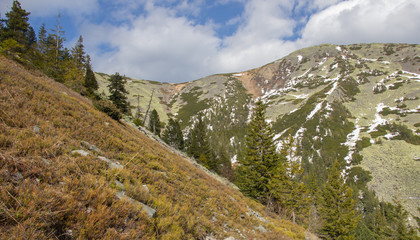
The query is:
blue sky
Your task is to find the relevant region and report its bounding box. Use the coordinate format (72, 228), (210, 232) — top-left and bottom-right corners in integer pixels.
(1, 0), (419, 83)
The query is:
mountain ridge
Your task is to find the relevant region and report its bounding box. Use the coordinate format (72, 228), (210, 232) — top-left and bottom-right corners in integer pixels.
(95, 43), (420, 225)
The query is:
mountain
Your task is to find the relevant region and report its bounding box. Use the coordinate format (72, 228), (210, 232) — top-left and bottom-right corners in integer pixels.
(0, 56), (312, 239)
(96, 43), (420, 225)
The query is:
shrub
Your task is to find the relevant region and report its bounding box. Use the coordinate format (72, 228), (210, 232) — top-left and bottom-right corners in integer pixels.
(93, 99), (122, 120)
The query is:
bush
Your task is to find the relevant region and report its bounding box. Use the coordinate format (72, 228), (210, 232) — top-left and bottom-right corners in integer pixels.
(93, 99), (122, 120)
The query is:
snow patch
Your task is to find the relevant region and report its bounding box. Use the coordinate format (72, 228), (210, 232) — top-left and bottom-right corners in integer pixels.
(231, 155), (237, 164)
(233, 73), (243, 77)
(336, 46), (342, 51)
(297, 55), (303, 62)
(326, 81), (339, 95)
(367, 103), (389, 133)
(290, 93), (308, 99)
(307, 101), (324, 120)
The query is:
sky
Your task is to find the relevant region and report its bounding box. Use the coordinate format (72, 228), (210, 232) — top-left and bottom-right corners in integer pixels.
(1, 0), (419, 83)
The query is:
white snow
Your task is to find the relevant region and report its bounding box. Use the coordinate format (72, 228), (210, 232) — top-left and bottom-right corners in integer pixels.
(233, 73), (243, 77)
(336, 46), (342, 51)
(331, 63), (338, 70)
(307, 101), (324, 120)
(297, 55), (303, 62)
(290, 93), (308, 99)
(230, 136), (235, 146)
(231, 155), (237, 164)
(289, 108), (299, 114)
(384, 132), (399, 140)
(326, 81), (339, 95)
(367, 103), (389, 133)
(343, 122), (362, 164)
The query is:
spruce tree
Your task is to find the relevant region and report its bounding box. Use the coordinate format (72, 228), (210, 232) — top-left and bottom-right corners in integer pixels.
(84, 55), (98, 93)
(71, 35), (86, 71)
(318, 160), (360, 240)
(148, 109), (161, 136)
(2, 0), (30, 47)
(108, 72), (130, 114)
(235, 99), (280, 204)
(187, 112), (214, 170)
(162, 118), (184, 150)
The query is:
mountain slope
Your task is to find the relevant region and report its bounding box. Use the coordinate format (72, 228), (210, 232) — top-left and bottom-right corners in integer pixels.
(96, 43), (420, 224)
(0, 56), (309, 239)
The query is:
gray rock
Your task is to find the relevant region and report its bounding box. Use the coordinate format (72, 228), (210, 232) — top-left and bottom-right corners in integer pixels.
(81, 141), (102, 154)
(116, 191), (156, 218)
(98, 156), (123, 169)
(12, 172), (24, 182)
(224, 237), (236, 240)
(255, 224), (267, 233)
(247, 207), (269, 223)
(115, 180), (125, 190)
(33, 125), (40, 134)
(71, 150), (89, 156)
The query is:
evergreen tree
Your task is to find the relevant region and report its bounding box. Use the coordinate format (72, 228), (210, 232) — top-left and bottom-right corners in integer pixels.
(2, 0), (30, 47)
(162, 118), (184, 150)
(187, 112), (214, 170)
(71, 35), (86, 71)
(235, 99), (280, 204)
(37, 24), (47, 54)
(84, 55), (98, 93)
(318, 160), (360, 240)
(271, 135), (311, 223)
(149, 109), (161, 136)
(108, 72), (130, 114)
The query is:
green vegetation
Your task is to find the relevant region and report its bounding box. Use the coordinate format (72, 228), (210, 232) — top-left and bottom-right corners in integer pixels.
(162, 118), (184, 150)
(318, 160), (360, 239)
(108, 73), (130, 115)
(148, 109), (161, 136)
(0, 55), (307, 240)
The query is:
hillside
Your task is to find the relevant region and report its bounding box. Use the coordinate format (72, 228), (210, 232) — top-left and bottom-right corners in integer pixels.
(96, 43), (420, 224)
(0, 56), (309, 239)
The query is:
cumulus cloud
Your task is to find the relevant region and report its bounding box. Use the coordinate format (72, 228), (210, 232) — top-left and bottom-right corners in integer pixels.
(2, 0), (419, 82)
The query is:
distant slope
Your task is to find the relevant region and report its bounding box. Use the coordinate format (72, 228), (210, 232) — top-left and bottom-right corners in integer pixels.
(0, 56), (308, 239)
(96, 43), (420, 224)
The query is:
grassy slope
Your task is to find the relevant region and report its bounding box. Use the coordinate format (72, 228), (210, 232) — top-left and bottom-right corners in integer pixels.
(0, 56), (307, 239)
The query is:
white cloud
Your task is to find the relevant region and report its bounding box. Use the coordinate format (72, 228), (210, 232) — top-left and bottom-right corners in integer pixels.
(2, 0), (419, 83)
(299, 0), (420, 45)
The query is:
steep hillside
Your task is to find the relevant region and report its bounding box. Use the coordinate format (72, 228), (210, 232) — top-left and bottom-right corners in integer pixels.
(0, 56), (309, 239)
(96, 43), (420, 224)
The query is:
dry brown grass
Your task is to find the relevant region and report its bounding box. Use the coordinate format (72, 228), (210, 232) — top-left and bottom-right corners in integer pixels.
(0, 56), (306, 239)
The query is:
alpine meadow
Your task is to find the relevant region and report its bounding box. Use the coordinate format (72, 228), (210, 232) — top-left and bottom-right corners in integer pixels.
(1, 0), (419, 239)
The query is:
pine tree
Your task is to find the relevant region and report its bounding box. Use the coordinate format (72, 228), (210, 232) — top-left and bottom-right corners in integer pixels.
(162, 118), (184, 150)
(2, 0), (30, 47)
(271, 135), (311, 223)
(148, 109), (161, 136)
(71, 35), (86, 71)
(84, 55), (98, 93)
(108, 72), (130, 114)
(187, 112), (214, 169)
(318, 160), (360, 240)
(235, 99), (280, 204)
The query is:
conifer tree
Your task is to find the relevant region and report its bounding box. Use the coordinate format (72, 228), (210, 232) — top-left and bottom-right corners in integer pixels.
(84, 55), (98, 93)
(235, 99), (280, 204)
(71, 35), (86, 71)
(187, 112), (214, 169)
(162, 118), (184, 150)
(149, 109), (161, 136)
(108, 72), (130, 114)
(2, 0), (30, 47)
(318, 160), (360, 240)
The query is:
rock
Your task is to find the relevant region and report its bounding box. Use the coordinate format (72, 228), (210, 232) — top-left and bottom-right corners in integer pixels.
(11, 172), (23, 183)
(115, 180), (125, 190)
(224, 237), (235, 240)
(81, 141), (102, 154)
(33, 125), (40, 134)
(71, 150), (89, 156)
(154, 170), (168, 178)
(98, 156), (123, 170)
(247, 207), (269, 223)
(105, 122), (110, 126)
(41, 158), (51, 165)
(116, 191), (156, 218)
(255, 224), (267, 233)
(142, 184), (149, 193)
